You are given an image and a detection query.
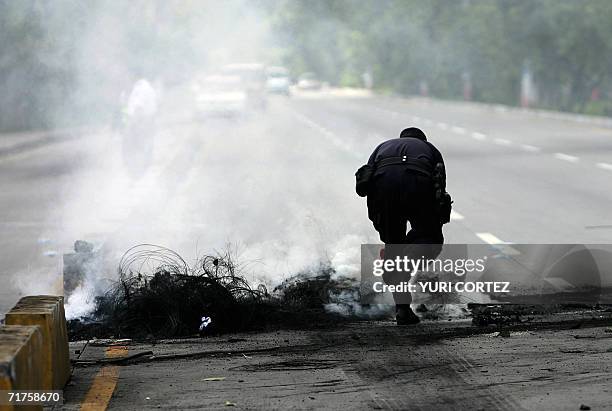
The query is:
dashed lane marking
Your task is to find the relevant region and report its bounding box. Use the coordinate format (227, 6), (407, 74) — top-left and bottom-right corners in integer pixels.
(290, 109), (361, 159)
(476, 232), (521, 255)
(543, 277), (576, 291)
(471, 132), (487, 141)
(476, 232), (505, 244)
(520, 144), (541, 153)
(451, 126), (466, 135)
(554, 152), (579, 163)
(450, 210), (464, 221)
(596, 162), (612, 171)
(493, 138), (512, 146)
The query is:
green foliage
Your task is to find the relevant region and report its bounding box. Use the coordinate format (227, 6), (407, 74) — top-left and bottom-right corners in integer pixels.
(0, 0), (263, 132)
(1, 0), (611, 131)
(269, 0), (612, 112)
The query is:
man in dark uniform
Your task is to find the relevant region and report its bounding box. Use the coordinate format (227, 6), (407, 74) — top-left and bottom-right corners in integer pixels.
(356, 127), (451, 325)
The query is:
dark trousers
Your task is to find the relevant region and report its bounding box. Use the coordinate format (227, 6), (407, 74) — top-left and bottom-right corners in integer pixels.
(367, 167), (443, 305)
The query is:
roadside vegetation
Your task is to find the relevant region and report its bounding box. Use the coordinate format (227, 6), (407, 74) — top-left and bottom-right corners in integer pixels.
(2, 0), (611, 130)
(270, 0), (612, 114)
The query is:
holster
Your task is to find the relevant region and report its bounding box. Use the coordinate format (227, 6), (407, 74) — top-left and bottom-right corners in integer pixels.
(433, 162), (452, 224)
(437, 191), (453, 224)
(355, 164), (374, 197)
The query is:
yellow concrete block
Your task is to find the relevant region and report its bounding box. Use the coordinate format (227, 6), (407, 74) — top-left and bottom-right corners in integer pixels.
(5, 296), (70, 390)
(0, 325), (44, 411)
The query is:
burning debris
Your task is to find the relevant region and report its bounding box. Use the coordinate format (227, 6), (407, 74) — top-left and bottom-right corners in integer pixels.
(68, 244), (366, 340)
(63, 240), (96, 295)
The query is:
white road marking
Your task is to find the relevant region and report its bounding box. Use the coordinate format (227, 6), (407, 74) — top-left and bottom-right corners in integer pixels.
(450, 210), (464, 221)
(543, 277), (576, 291)
(554, 152), (579, 163)
(471, 132), (487, 141)
(494, 138), (512, 146)
(451, 126), (466, 135)
(476, 232), (521, 255)
(437, 122), (448, 130)
(291, 109), (361, 159)
(596, 162), (612, 171)
(476, 232), (505, 244)
(520, 144), (541, 153)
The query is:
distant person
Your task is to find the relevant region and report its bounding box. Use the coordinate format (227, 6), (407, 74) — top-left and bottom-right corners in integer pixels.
(122, 79), (158, 175)
(125, 78), (158, 118)
(356, 127), (452, 325)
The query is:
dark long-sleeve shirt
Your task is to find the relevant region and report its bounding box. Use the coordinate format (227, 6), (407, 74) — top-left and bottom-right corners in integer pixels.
(367, 137), (446, 189)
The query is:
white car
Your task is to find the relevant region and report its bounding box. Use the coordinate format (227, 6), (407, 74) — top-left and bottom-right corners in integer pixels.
(266, 66), (290, 95)
(297, 72), (321, 90)
(193, 75), (247, 117)
(222, 63), (268, 109)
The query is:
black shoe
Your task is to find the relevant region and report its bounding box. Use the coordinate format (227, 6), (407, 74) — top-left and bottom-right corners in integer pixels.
(396, 305), (420, 325)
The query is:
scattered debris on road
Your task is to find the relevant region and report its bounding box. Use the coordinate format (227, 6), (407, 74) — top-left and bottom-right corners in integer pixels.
(202, 377), (226, 381)
(67, 244), (361, 340)
(66, 244), (612, 342)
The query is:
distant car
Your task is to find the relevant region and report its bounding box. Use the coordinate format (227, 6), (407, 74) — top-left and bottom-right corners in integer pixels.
(221, 63), (268, 109)
(193, 75), (247, 117)
(266, 66), (290, 95)
(297, 72), (321, 90)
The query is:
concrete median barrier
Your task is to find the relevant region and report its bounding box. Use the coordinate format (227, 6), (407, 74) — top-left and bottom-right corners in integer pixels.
(4, 296), (70, 390)
(0, 325), (44, 411)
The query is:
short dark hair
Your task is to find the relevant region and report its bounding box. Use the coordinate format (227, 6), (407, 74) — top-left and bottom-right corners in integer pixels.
(400, 127), (427, 141)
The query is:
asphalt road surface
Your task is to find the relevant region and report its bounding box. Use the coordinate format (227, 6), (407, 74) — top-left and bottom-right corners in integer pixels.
(63, 318), (612, 410)
(2, 89), (612, 316)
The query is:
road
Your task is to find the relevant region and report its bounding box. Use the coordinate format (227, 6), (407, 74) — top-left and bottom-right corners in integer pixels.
(63, 317), (612, 410)
(1, 89), (612, 316)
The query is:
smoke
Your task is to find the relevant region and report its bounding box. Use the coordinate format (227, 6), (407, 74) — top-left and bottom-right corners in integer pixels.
(324, 289), (392, 319)
(0, 1), (383, 320)
(65, 284), (96, 319)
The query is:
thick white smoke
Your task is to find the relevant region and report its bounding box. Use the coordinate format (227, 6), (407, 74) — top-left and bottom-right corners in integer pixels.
(6, 2), (382, 320)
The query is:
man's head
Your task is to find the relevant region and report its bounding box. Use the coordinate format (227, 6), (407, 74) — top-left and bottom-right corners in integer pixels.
(400, 127), (427, 141)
